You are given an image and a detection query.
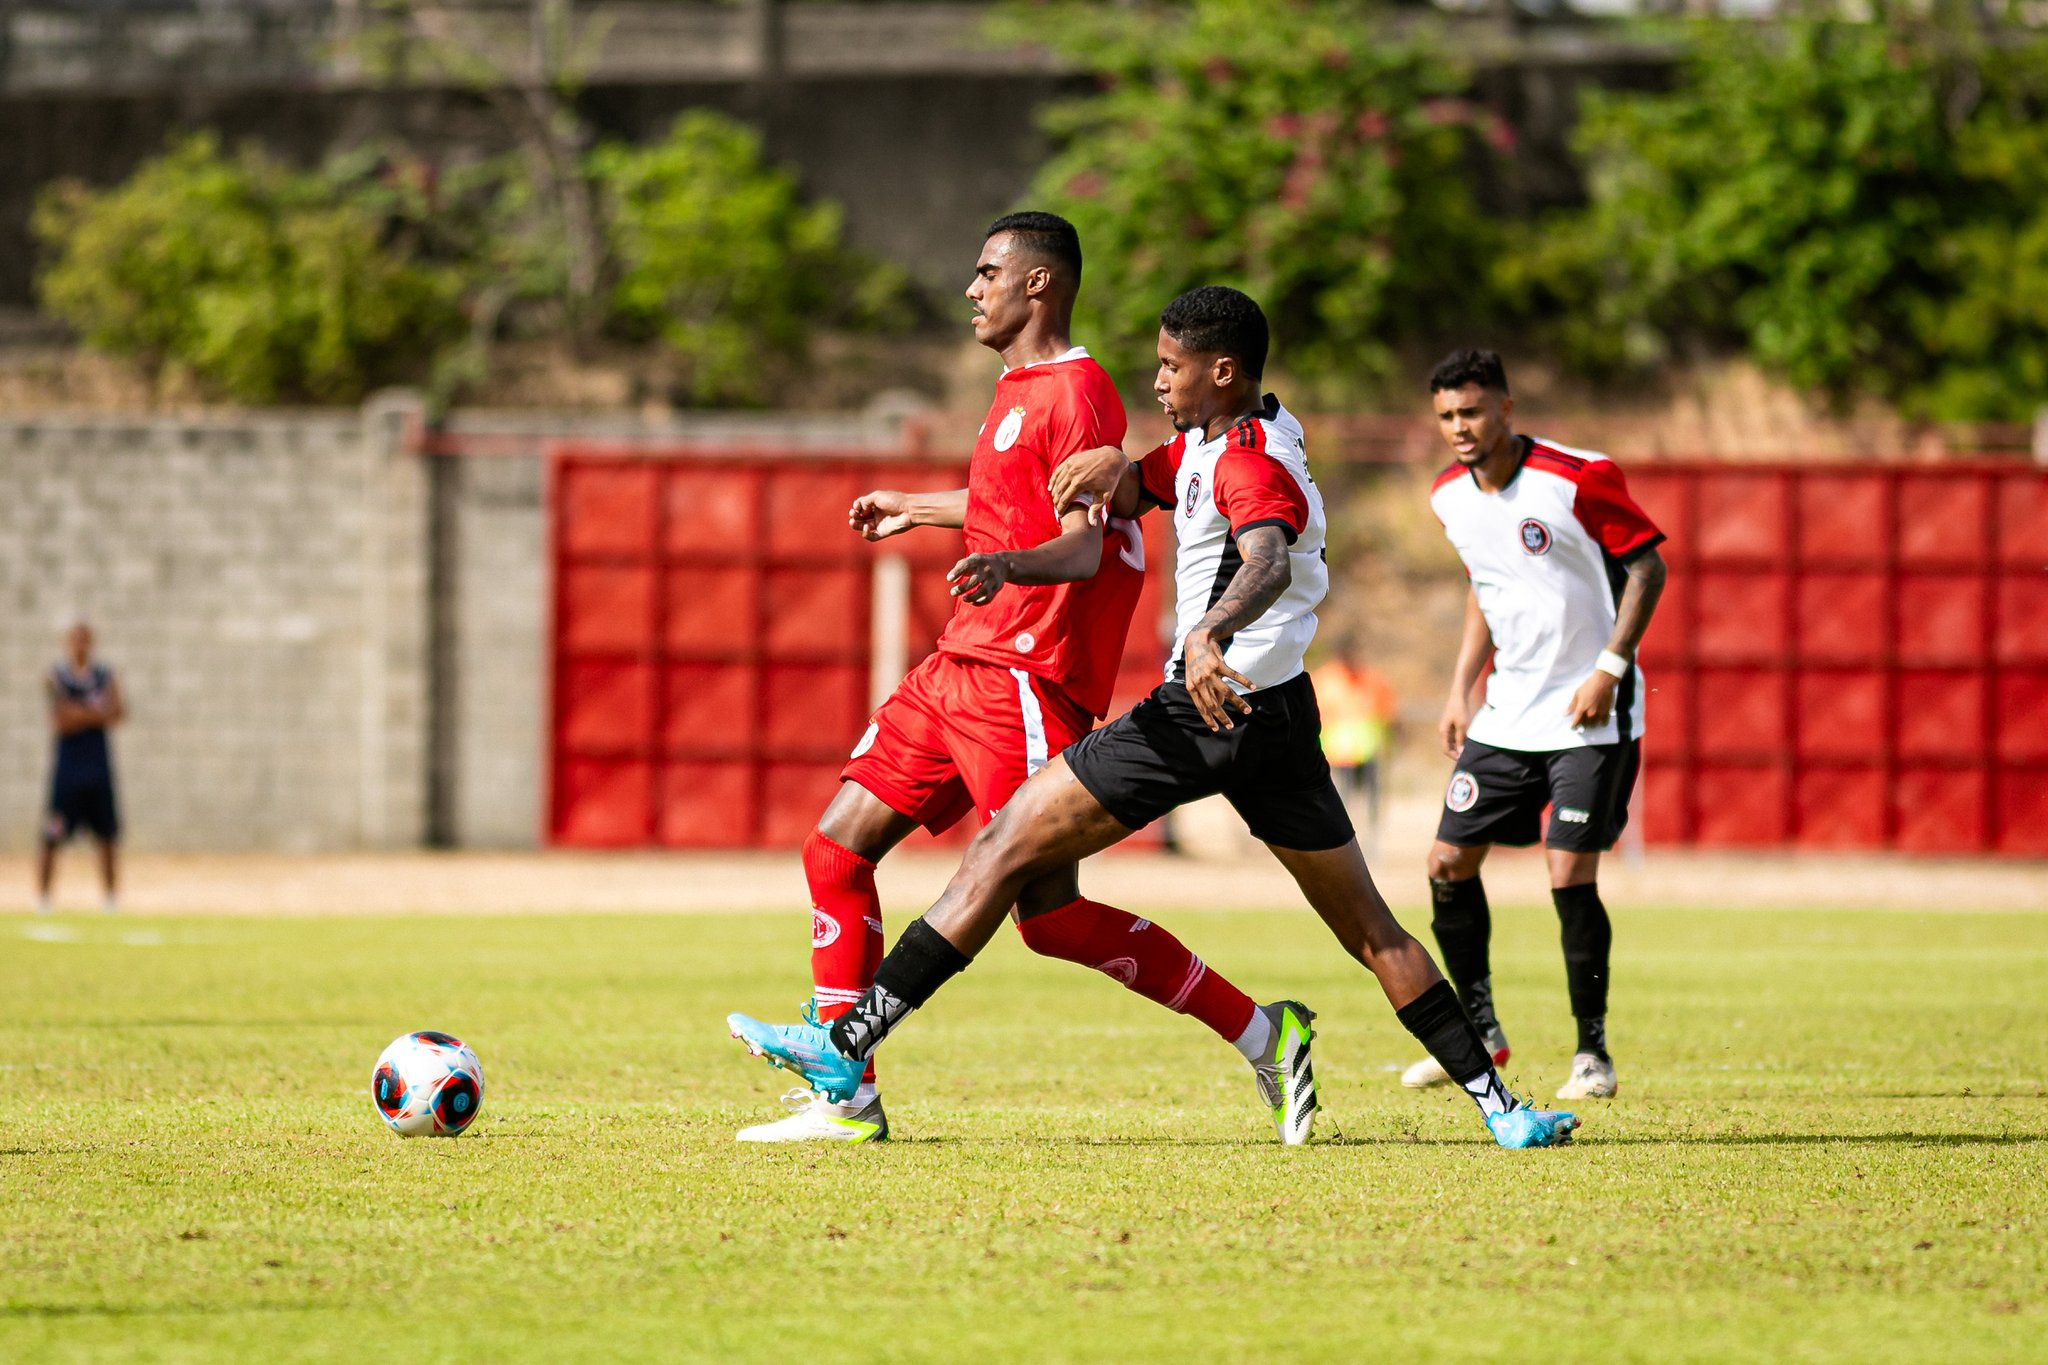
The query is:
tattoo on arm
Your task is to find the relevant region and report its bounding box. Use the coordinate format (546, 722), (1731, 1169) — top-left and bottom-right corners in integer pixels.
(1608, 548), (1667, 657)
(1193, 526), (1292, 643)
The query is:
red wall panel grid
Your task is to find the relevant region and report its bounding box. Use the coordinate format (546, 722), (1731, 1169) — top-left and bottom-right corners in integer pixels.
(546, 444), (1173, 849)
(1628, 461), (2048, 855)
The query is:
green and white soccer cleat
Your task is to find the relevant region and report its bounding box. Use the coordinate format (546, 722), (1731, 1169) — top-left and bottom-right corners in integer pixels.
(1249, 1000), (1319, 1145)
(1400, 1024), (1510, 1089)
(737, 1087), (888, 1144)
(1555, 1051), (1619, 1100)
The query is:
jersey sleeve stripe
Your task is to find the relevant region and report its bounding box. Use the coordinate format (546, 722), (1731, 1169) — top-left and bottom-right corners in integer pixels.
(1526, 448), (1589, 478)
(1232, 515), (1300, 545)
(1613, 530), (1667, 561)
(1430, 463), (1465, 494)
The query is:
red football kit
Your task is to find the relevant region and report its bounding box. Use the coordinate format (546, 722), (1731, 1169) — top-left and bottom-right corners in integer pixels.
(842, 346), (1143, 833)
(807, 348), (1257, 1081)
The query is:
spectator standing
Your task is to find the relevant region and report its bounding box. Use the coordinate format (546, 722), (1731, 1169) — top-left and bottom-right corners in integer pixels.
(38, 622), (125, 914)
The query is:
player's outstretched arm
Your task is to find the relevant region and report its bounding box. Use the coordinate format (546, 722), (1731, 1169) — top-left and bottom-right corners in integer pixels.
(1048, 446), (1142, 524)
(1565, 546), (1667, 729)
(947, 506), (1105, 605)
(1442, 588), (1493, 757)
(1184, 525), (1292, 733)
(849, 488), (968, 539)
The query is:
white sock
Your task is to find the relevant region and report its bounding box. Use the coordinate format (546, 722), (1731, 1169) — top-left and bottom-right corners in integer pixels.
(1231, 1007), (1273, 1062)
(842, 1082), (878, 1109)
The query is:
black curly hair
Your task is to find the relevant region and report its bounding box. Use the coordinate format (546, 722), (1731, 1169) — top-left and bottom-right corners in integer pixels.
(1159, 286), (1268, 379)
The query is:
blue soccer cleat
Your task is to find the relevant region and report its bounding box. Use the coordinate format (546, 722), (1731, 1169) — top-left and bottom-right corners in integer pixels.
(1487, 1104), (1580, 1149)
(727, 1005), (866, 1104)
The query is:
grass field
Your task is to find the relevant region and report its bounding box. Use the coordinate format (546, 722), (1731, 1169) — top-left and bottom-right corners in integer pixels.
(3, 900), (2044, 1363)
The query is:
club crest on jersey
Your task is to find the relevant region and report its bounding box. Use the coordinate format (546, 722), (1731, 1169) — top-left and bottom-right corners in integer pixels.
(993, 406), (1026, 452)
(1446, 771), (1479, 813)
(1183, 472), (1203, 517)
(1518, 518), (1552, 555)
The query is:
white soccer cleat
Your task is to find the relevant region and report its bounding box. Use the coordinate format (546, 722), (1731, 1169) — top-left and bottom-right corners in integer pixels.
(1400, 1025), (1510, 1089)
(736, 1087), (888, 1144)
(1248, 1000), (1319, 1146)
(1555, 1052), (1618, 1100)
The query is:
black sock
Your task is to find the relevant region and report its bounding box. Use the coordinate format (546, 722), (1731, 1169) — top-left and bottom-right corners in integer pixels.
(1430, 876), (1497, 1032)
(1396, 979), (1515, 1117)
(828, 919), (970, 1061)
(1552, 883), (1612, 1059)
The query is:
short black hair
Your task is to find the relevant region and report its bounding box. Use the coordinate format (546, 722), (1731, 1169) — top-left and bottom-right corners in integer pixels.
(1159, 286), (1269, 379)
(986, 211), (1082, 281)
(1429, 348), (1510, 395)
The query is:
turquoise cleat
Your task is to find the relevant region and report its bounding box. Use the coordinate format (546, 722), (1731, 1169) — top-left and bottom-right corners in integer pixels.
(727, 1007), (866, 1104)
(1487, 1104), (1581, 1149)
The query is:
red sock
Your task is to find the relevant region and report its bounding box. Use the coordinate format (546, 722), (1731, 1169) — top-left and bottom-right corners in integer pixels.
(804, 829), (883, 1084)
(1017, 897), (1257, 1042)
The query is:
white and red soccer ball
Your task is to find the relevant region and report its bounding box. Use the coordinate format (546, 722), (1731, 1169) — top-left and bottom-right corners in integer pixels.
(372, 1031), (485, 1137)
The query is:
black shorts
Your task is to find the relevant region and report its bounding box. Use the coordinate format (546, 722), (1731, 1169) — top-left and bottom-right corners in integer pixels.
(45, 779), (120, 843)
(1065, 671), (1354, 852)
(1435, 739), (1639, 853)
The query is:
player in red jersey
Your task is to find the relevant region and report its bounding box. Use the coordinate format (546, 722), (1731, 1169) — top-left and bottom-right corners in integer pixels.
(732, 215), (1311, 1144)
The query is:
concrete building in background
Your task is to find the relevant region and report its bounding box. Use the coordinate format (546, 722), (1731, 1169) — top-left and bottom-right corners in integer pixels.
(0, 398), (911, 852)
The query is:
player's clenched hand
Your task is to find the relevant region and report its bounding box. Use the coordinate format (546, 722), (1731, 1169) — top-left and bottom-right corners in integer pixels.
(1049, 446), (1130, 527)
(1184, 629), (1255, 732)
(1439, 697), (1472, 759)
(1565, 671), (1618, 730)
(948, 552), (1011, 605)
(850, 490), (915, 540)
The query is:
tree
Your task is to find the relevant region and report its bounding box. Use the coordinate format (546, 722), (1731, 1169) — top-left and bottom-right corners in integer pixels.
(1512, 15), (2048, 421)
(34, 135), (466, 404)
(593, 112), (908, 406)
(1001, 0), (1504, 402)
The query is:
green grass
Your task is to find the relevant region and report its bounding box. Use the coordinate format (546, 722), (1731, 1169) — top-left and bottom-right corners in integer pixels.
(2, 902), (2044, 1363)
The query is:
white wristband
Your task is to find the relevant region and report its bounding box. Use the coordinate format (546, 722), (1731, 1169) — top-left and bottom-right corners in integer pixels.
(1594, 650), (1631, 680)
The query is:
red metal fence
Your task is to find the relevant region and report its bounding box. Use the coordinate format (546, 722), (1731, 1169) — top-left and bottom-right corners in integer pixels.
(546, 445), (1172, 848)
(1629, 462), (2048, 854)
(543, 442), (2046, 856)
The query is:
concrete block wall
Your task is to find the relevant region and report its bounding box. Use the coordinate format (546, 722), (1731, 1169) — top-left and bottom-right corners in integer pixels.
(443, 453), (547, 848)
(0, 401), (912, 854)
(0, 404), (431, 852)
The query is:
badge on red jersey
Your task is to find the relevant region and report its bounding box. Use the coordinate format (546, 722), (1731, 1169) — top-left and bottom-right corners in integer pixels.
(993, 406), (1026, 452)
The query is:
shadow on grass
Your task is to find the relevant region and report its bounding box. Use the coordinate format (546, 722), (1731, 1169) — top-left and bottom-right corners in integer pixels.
(879, 1131), (2043, 1149)
(0, 1301), (321, 1321)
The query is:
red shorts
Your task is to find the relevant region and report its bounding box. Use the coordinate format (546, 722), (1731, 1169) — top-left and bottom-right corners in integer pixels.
(841, 652), (1094, 834)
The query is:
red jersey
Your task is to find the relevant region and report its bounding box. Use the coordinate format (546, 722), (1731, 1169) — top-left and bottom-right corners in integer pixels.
(936, 347), (1142, 719)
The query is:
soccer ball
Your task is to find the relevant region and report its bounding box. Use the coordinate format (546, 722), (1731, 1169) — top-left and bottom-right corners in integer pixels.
(371, 1031), (485, 1137)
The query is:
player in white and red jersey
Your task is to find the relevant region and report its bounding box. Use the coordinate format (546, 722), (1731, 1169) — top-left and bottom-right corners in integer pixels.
(729, 289), (1580, 1150)
(731, 216), (1290, 1145)
(1403, 349), (1669, 1103)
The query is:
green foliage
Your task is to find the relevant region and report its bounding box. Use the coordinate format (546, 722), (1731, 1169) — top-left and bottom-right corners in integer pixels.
(1515, 18), (2048, 421)
(592, 112), (908, 406)
(1001, 0), (1502, 402)
(33, 135), (467, 404)
(33, 115), (902, 409)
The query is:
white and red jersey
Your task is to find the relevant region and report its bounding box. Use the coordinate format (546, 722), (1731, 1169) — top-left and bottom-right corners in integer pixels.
(1137, 396), (1328, 692)
(937, 347), (1144, 719)
(1430, 436), (1665, 751)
